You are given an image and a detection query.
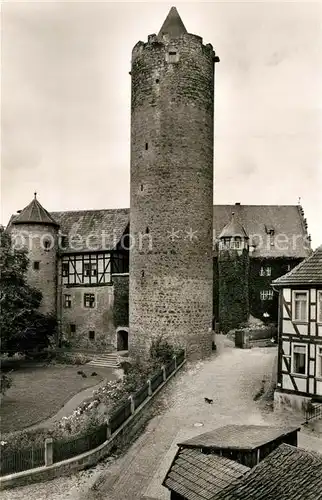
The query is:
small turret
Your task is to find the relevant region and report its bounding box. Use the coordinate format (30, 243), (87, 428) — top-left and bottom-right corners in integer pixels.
(219, 212), (249, 255)
(11, 193), (59, 315)
(218, 212), (249, 333)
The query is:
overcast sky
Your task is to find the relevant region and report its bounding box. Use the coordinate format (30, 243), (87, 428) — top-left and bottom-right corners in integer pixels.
(1, 1), (321, 248)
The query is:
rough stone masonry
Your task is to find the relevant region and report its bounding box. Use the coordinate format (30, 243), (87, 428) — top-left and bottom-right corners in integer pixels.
(129, 7), (220, 360)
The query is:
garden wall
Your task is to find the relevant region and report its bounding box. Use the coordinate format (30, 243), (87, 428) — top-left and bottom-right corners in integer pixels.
(0, 352), (186, 490)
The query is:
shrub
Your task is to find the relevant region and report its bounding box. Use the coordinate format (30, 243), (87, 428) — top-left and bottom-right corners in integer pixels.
(0, 372), (13, 396)
(150, 336), (176, 365)
(49, 351), (90, 365)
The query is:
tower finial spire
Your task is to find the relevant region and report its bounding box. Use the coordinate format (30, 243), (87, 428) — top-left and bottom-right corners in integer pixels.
(158, 6), (187, 38)
(34, 191), (37, 199)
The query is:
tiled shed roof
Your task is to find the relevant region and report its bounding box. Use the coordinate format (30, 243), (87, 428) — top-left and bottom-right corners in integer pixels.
(163, 447), (249, 500)
(272, 245), (322, 286)
(178, 425), (300, 451)
(216, 443), (322, 500)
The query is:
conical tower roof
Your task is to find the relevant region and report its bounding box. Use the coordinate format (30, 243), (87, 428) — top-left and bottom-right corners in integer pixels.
(219, 212), (248, 239)
(158, 6), (187, 38)
(12, 193), (59, 227)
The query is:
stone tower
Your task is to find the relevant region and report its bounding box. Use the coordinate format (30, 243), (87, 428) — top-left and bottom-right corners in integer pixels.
(11, 194), (59, 315)
(218, 213), (250, 333)
(129, 7), (220, 360)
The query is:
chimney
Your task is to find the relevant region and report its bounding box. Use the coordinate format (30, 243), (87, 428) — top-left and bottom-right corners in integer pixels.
(235, 202), (241, 206)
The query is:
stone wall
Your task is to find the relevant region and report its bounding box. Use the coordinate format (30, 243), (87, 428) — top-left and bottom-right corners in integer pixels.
(129, 32), (219, 360)
(112, 274), (129, 329)
(60, 284), (115, 350)
(10, 224), (58, 315)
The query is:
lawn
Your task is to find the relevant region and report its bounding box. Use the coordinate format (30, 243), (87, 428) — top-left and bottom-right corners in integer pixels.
(0, 364), (117, 434)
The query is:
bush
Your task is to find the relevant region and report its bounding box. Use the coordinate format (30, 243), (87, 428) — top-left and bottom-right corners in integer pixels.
(49, 351), (90, 365)
(150, 336), (176, 365)
(0, 372), (13, 396)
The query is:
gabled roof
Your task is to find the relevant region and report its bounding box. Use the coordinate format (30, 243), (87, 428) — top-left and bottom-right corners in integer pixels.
(218, 212), (248, 239)
(213, 204), (310, 259)
(216, 443), (322, 500)
(158, 6), (187, 38)
(12, 194), (59, 227)
(178, 425), (300, 451)
(272, 245), (322, 287)
(163, 447), (249, 500)
(51, 209), (129, 253)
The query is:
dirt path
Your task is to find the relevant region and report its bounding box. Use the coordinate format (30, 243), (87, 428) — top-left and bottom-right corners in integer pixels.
(2, 337), (321, 500)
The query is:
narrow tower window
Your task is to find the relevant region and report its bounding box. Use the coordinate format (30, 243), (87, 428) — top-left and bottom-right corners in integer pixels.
(145, 142), (149, 150)
(141, 270), (145, 278)
(155, 78), (160, 84)
(140, 184), (144, 191)
(33, 261), (40, 270)
(89, 330), (95, 340)
(146, 227), (149, 234)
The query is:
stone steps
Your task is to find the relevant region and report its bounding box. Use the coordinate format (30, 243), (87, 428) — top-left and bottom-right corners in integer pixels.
(87, 352), (123, 369)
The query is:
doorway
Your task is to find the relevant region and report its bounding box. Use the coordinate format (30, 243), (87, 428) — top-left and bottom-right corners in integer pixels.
(117, 329), (128, 351)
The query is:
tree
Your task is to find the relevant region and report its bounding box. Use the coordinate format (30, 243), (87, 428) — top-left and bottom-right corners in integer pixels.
(0, 226), (56, 355)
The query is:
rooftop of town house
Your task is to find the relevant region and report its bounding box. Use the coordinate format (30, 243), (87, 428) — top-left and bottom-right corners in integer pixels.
(178, 424), (300, 451)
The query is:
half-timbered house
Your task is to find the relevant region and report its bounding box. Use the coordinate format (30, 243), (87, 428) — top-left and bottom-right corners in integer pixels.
(272, 245), (322, 410)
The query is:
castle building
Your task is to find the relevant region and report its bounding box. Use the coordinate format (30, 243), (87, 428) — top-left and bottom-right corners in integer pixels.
(7, 8), (312, 357)
(8, 199), (311, 354)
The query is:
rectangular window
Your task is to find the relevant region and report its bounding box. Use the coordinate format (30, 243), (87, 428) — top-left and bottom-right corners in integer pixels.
(70, 324), (76, 334)
(318, 291), (322, 324)
(64, 294), (71, 308)
(84, 293), (95, 308)
(260, 290), (274, 301)
(292, 344), (307, 375)
(89, 330), (95, 340)
(84, 262), (97, 277)
(293, 291), (308, 322)
(260, 266), (271, 277)
(33, 261), (40, 270)
(62, 262), (69, 277)
(317, 347), (322, 378)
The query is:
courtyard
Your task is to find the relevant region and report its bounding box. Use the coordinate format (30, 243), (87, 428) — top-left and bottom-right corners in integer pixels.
(1, 336), (321, 500)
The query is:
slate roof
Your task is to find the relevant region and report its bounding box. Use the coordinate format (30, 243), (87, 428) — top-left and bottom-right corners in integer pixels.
(8, 203), (310, 257)
(12, 194), (59, 227)
(218, 212), (248, 239)
(158, 6), (187, 38)
(215, 443), (322, 500)
(51, 209), (129, 253)
(162, 447), (249, 500)
(272, 245), (322, 286)
(213, 204), (310, 259)
(178, 425), (300, 451)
